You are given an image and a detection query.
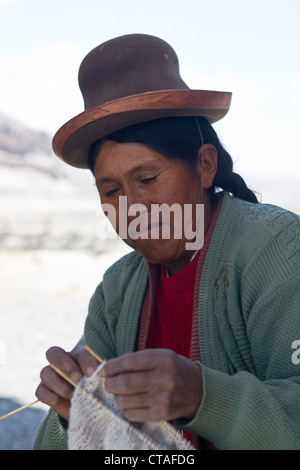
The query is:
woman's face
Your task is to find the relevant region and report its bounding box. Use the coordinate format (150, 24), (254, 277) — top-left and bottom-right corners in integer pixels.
(94, 140), (211, 274)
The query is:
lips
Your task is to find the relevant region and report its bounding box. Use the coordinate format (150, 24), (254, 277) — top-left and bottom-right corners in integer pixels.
(127, 209), (172, 240)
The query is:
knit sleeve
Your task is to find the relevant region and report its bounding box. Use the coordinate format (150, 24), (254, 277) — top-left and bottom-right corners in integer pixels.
(179, 273), (300, 450)
(176, 208), (300, 450)
(33, 408), (68, 450)
(84, 282), (118, 361)
(84, 250), (148, 359)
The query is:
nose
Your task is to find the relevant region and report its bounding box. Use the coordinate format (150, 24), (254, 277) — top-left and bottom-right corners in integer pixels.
(126, 187), (140, 208)
(125, 188), (151, 211)
(124, 189), (151, 237)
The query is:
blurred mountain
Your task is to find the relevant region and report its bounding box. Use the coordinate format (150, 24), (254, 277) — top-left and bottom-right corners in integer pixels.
(0, 113), (59, 175)
(0, 114), (117, 252)
(0, 114), (52, 156)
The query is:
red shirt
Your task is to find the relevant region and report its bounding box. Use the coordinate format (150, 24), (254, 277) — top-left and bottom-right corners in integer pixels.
(143, 198), (223, 450)
(146, 250), (200, 355)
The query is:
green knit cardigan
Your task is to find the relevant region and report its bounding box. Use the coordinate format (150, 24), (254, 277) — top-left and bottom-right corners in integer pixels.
(33, 193), (300, 450)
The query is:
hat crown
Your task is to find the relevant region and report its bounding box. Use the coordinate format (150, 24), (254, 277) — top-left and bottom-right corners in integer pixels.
(78, 34), (189, 110)
(53, 34), (232, 168)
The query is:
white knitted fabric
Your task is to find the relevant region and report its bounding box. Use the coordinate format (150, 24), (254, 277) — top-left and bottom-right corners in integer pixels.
(68, 364), (195, 450)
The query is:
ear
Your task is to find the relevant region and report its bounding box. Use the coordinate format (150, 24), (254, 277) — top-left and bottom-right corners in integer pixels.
(195, 144), (218, 189)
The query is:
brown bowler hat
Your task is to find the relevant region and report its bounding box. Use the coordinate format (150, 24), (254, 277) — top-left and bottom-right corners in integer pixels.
(53, 34), (232, 169)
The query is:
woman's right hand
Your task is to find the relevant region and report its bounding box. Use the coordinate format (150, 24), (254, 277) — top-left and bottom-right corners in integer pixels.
(35, 345), (99, 421)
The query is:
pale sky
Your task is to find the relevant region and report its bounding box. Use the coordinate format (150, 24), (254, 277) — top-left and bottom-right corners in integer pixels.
(0, 0), (299, 198)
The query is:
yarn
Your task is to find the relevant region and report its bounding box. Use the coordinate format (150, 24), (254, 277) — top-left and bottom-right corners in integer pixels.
(68, 363), (195, 450)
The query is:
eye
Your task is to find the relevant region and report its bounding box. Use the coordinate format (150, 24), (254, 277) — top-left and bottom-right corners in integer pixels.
(141, 176), (157, 184)
(105, 188), (118, 198)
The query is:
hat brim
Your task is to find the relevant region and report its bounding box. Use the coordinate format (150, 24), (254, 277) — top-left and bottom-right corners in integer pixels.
(53, 89), (232, 169)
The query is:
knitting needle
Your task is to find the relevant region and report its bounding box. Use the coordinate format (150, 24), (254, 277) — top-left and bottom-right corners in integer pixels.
(49, 363), (79, 388)
(84, 344), (104, 364)
(0, 345), (103, 422)
(0, 364), (78, 422)
(0, 399), (40, 422)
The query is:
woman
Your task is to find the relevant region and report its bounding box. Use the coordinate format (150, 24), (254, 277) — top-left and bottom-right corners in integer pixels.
(34, 34), (300, 450)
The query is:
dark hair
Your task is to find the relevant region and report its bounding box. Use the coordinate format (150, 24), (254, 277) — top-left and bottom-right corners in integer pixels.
(88, 116), (258, 203)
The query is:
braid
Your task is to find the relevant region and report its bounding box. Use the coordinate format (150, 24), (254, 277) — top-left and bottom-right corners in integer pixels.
(213, 145), (259, 203)
(196, 118), (259, 204)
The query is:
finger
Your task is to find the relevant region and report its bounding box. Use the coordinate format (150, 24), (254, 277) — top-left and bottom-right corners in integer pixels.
(122, 408), (152, 423)
(70, 344), (100, 377)
(101, 349), (169, 378)
(113, 386), (177, 422)
(105, 369), (156, 395)
(36, 382), (71, 420)
(114, 391), (150, 411)
(36, 381), (63, 407)
(46, 346), (83, 384)
(116, 399), (162, 423)
(40, 365), (74, 400)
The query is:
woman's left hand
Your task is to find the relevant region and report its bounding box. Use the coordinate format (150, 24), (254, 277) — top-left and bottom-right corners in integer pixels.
(100, 349), (202, 422)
